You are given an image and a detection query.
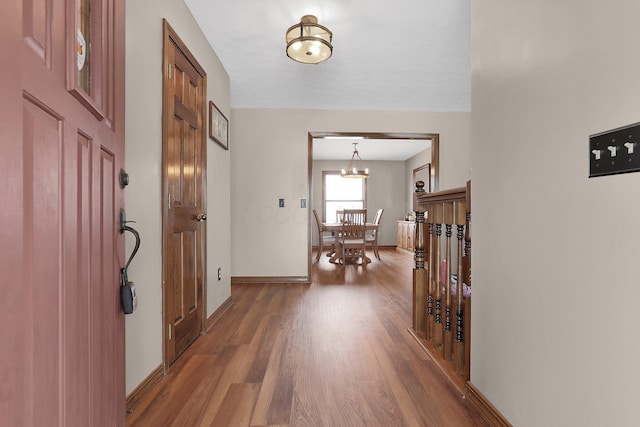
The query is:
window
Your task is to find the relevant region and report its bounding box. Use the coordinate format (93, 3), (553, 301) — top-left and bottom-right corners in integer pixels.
(322, 171), (367, 222)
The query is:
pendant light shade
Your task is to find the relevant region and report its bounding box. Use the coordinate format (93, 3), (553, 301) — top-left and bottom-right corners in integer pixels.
(286, 15), (333, 64)
(341, 143), (369, 179)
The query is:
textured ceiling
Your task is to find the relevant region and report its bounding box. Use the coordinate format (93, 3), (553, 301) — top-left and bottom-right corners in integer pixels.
(184, 0), (471, 112)
(313, 138), (431, 161)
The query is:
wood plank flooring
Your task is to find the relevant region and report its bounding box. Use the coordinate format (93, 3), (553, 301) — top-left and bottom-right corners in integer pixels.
(126, 248), (488, 427)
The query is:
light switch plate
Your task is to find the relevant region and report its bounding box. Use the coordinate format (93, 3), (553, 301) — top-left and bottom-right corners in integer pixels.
(278, 198), (285, 208)
(590, 122), (640, 177)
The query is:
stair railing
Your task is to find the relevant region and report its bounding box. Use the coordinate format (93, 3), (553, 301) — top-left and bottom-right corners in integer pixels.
(412, 180), (471, 383)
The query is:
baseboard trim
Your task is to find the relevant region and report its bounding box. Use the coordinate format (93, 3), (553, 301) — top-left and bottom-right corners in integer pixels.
(231, 276), (310, 284)
(377, 245), (397, 250)
(205, 296), (234, 331)
(125, 364), (164, 414)
(409, 327), (511, 426)
(408, 328), (466, 394)
(126, 297), (234, 415)
(465, 382), (512, 427)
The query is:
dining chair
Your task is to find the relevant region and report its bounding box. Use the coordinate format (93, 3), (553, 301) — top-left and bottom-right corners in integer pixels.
(337, 209), (368, 266)
(312, 209), (335, 262)
(365, 208), (384, 260)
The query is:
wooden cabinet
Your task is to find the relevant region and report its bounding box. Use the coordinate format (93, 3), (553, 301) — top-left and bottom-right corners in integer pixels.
(397, 220), (416, 255)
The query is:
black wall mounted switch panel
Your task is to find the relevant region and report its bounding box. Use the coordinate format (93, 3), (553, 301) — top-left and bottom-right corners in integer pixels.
(590, 122), (640, 178)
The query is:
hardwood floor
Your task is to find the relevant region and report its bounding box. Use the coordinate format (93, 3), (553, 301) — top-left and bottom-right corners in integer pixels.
(126, 248), (488, 427)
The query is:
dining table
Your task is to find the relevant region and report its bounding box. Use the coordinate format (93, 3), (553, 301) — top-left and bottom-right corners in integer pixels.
(321, 222), (380, 264)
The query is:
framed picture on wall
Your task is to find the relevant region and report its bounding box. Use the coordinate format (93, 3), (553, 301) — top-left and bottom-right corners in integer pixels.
(209, 101), (228, 150)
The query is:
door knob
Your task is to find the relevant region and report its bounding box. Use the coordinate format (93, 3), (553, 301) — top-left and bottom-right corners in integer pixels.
(195, 213), (207, 222)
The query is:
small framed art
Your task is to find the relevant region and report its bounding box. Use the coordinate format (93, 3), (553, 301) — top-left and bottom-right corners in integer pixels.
(209, 101), (228, 150)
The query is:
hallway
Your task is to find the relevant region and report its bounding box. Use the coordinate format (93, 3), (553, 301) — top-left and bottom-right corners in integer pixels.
(126, 249), (487, 426)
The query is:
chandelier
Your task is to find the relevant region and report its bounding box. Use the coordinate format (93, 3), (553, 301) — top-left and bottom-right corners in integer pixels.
(341, 143), (369, 179)
(285, 15), (333, 64)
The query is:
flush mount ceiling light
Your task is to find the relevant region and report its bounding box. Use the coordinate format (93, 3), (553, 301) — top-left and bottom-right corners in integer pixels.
(286, 15), (333, 64)
(341, 143), (369, 179)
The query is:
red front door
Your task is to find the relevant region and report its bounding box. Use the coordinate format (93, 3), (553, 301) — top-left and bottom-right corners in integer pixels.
(1, 1), (126, 425)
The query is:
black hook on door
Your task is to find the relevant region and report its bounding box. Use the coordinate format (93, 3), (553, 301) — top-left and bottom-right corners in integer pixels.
(120, 209), (140, 314)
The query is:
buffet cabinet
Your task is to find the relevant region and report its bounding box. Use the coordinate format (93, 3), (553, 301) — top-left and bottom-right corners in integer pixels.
(396, 220), (416, 255)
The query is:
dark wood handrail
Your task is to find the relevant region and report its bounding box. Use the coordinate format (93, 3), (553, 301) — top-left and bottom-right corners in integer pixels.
(416, 186), (466, 203)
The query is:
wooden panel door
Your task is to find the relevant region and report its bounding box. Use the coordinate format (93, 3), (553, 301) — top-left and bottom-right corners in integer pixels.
(1, 0), (126, 426)
(162, 21), (207, 366)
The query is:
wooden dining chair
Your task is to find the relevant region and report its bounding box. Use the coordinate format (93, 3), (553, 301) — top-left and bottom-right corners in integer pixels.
(365, 208), (384, 260)
(312, 209), (335, 262)
(337, 209), (368, 266)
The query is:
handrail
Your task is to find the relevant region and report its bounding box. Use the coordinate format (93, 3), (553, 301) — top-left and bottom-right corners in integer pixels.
(417, 186), (466, 204)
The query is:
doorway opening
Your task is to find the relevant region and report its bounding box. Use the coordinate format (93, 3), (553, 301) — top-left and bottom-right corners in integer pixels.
(307, 131), (439, 277)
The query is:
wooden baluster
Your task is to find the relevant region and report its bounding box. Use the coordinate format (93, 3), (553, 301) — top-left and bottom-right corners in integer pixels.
(443, 201), (453, 361)
(412, 181), (427, 336)
(433, 202), (443, 350)
(426, 204), (435, 342)
(454, 199), (466, 374)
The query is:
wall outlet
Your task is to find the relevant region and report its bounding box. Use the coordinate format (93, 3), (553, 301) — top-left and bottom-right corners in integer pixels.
(278, 198), (285, 208)
(300, 198), (306, 208)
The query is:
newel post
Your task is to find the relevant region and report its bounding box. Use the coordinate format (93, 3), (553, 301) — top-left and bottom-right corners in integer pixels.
(412, 181), (427, 336)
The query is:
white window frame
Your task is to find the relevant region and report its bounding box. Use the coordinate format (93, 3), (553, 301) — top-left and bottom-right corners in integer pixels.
(322, 170), (367, 223)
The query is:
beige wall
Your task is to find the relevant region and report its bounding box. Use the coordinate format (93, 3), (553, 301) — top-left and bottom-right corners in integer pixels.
(124, 0), (231, 394)
(471, 0), (640, 425)
(311, 160), (406, 247)
(231, 109), (470, 277)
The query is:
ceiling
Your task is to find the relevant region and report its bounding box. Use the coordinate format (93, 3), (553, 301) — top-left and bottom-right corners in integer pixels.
(312, 138), (431, 161)
(184, 0), (471, 112)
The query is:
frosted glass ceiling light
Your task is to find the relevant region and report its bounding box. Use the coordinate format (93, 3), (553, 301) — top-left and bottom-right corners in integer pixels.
(286, 15), (333, 64)
(341, 143), (369, 179)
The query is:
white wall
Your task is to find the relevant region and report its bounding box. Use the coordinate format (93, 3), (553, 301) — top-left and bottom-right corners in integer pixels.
(471, 1), (640, 425)
(125, 0), (231, 394)
(311, 160), (406, 247)
(231, 109), (470, 277)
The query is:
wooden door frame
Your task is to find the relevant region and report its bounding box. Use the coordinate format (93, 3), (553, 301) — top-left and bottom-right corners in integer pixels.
(307, 132), (439, 279)
(161, 19), (208, 371)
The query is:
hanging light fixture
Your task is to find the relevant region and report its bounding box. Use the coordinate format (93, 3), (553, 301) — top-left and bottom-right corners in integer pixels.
(286, 15), (333, 64)
(341, 143), (369, 179)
